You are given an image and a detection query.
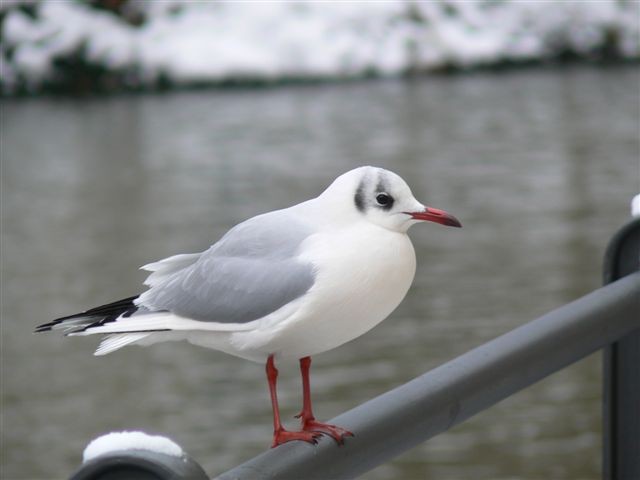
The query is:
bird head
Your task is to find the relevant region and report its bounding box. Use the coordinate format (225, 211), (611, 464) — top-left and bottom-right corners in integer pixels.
(320, 166), (461, 233)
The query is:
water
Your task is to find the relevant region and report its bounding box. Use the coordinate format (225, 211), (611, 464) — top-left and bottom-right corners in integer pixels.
(2, 66), (638, 480)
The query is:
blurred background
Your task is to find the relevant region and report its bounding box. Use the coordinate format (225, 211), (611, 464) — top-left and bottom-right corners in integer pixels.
(1, 2), (639, 479)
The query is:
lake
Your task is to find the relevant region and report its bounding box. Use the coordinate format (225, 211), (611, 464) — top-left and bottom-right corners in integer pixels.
(2, 65), (638, 479)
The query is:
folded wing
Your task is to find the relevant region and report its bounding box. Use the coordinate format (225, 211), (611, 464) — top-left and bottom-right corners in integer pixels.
(136, 210), (317, 325)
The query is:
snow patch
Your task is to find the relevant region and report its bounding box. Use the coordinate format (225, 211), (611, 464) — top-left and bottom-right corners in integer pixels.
(2, 1), (639, 93)
(82, 431), (184, 463)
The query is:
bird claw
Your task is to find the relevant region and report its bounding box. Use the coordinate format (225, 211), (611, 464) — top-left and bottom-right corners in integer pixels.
(271, 428), (323, 448)
(301, 419), (354, 445)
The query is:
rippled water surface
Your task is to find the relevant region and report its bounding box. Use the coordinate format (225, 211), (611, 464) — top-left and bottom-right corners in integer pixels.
(2, 66), (638, 480)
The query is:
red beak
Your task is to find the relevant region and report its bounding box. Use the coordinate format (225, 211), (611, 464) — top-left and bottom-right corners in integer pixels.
(406, 207), (462, 228)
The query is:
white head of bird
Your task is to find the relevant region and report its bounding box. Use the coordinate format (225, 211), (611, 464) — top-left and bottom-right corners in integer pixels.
(317, 166), (461, 232)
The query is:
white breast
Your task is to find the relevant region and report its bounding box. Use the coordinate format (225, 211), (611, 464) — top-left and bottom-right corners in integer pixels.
(235, 223), (417, 360)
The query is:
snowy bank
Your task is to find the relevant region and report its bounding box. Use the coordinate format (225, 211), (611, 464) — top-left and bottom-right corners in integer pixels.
(1, 1), (639, 94)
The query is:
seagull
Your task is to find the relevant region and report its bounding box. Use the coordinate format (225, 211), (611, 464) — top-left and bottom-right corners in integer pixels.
(36, 166), (461, 447)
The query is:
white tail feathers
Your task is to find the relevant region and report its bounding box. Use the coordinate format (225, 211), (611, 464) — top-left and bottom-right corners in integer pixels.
(67, 312), (253, 336)
(68, 312), (179, 335)
(95, 333), (151, 355)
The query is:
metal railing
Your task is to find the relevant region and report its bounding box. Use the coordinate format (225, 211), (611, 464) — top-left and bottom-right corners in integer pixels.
(603, 217), (640, 480)
(71, 218), (640, 480)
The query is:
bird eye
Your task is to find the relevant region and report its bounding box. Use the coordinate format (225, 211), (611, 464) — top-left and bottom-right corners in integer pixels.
(376, 193), (391, 205)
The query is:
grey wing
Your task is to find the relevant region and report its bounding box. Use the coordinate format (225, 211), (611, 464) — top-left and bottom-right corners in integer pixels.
(136, 210), (317, 324)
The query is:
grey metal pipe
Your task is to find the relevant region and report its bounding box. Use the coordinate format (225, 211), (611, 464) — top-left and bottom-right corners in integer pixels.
(218, 272), (640, 480)
(603, 217), (640, 480)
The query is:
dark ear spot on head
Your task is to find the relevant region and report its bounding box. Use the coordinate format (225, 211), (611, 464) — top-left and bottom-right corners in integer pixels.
(354, 181), (365, 212)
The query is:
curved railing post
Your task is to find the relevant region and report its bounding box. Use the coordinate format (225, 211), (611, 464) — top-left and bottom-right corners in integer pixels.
(603, 216), (640, 480)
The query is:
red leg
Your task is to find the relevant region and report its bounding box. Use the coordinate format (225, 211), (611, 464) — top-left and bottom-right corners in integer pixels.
(266, 354), (321, 448)
(295, 356), (354, 445)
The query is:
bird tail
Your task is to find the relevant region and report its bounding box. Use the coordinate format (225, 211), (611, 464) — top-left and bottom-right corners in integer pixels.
(36, 294), (249, 355)
(35, 295), (190, 355)
(35, 296), (161, 355)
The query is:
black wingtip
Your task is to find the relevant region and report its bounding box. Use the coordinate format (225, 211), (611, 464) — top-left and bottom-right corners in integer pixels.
(36, 295), (140, 334)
